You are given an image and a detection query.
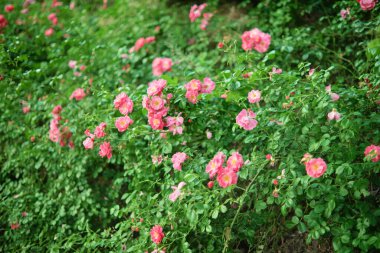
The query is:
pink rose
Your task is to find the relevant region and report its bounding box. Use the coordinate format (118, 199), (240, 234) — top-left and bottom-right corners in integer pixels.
(169, 182), (186, 202)
(248, 90), (261, 103)
(150, 225), (165, 244)
(70, 88), (86, 101)
(364, 144), (380, 162)
(357, 0), (377, 11)
(305, 158), (327, 178)
(236, 109), (258, 130)
(241, 28), (271, 53)
(99, 141), (112, 159)
(115, 116), (133, 132)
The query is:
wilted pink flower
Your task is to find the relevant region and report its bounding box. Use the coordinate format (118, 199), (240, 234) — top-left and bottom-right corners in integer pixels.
(45, 28), (54, 37)
(272, 189), (279, 198)
(152, 155), (163, 165)
(115, 116), (133, 132)
(206, 152), (226, 178)
(30, 136), (35, 142)
(189, 3), (207, 22)
(10, 223), (20, 230)
(364, 144), (380, 162)
(99, 141), (112, 159)
(236, 109), (258, 130)
(330, 93), (340, 101)
(169, 182), (186, 202)
(172, 152), (187, 171)
(94, 122), (107, 138)
(207, 181), (214, 189)
(248, 90), (261, 103)
(357, 0), (377, 11)
(70, 88), (86, 101)
(305, 158), (327, 178)
(83, 137), (94, 149)
(22, 212), (28, 217)
(242, 72), (253, 79)
(217, 167), (238, 188)
(301, 153), (312, 164)
(52, 105), (62, 115)
(227, 152), (244, 172)
(200, 12), (213, 30)
(201, 77), (215, 94)
(327, 109), (341, 121)
(152, 58), (172, 76)
(340, 8), (350, 18)
(241, 28), (271, 53)
(325, 85), (331, 92)
(150, 225), (164, 244)
(5, 4), (14, 12)
(206, 130), (212, 139)
(269, 67), (282, 80)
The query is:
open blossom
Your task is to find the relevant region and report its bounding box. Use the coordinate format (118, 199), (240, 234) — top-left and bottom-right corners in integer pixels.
(227, 152), (244, 172)
(83, 137), (94, 149)
(364, 145), (380, 162)
(94, 122), (107, 138)
(217, 167), (238, 188)
(68, 60), (77, 69)
(114, 92), (133, 115)
(148, 79), (166, 96)
(172, 152), (187, 171)
(248, 90), (261, 103)
(99, 141), (112, 159)
(327, 109), (341, 121)
(206, 152), (226, 178)
(241, 28), (271, 53)
(150, 225), (165, 244)
(169, 182), (186, 202)
(115, 116), (133, 132)
(70, 88), (86, 101)
(152, 58), (172, 76)
(305, 158), (327, 178)
(236, 109), (258, 130)
(166, 115), (184, 135)
(357, 0), (377, 11)
(189, 3), (207, 22)
(201, 77), (215, 94)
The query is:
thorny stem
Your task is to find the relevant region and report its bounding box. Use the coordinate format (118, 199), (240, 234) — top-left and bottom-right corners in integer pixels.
(222, 167), (263, 253)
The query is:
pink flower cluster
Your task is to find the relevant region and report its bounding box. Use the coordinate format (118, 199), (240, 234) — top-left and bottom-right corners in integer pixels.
(241, 28), (271, 53)
(189, 3), (207, 22)
(200, 13), (213, 30)
(129, 36), (156, 53)
(49, 105), (74, 148)
(357, 0), (377, 11)
(150, 225), (165, 244)
(171, 152), (187, 171)
(184, 78), (215, 104)
(48, 13), (58, 26)
(340, 8), (350, 19)
(206, 151), (243, 188)
(364, 144), (380, 162)
(152, 58), (172, 76)
(114, 92), (134, 132)
(169, 181), (186, 202)
(70, 88), (86, 101)
(143, 79), (184, 135)
(83, 123), (112, 159)
(236, 109), (258, 130)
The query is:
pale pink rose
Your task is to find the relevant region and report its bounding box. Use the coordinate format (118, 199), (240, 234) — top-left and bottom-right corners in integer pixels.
(308, 68), (315, 76)
(83, 137), (94, 149)
(330, 93), (340, 101)
(45, 28), (54, 37)
(185, 90), (199, 104)
(236, 109), (258, 130)
(357, 0), (377, 11)
(94, 122), (107, 138)
(114, 92), (133, 115)
(171, 152), (187, 171)
(150, 225), (164, 244)
(217, 167), (238, 188)
(220, 93), (228, 99)
(150, 96), (165, 111)
(115, 116), (133, 132)
(99, 141), (112, 159)
(340, 8), (350, 19)
(241, 28), (271, 53)
(68, 60), (77, 69)
(189, 3), (207, 22)
(248, 90), (261, 103)
(70, 88), (86, 101)
(305, 158), (327, 178)
(206, 130), (212, 139)
(167, 93), (173, 100)
(169, 182), (186, 202)
(148, 115), (164, 130)
(185, 79), (202, 91)
(227, 152), (244, 172)
(147, 79), (167, 96)
(325, 85), (332, 92)
(364, 144), (380, 162)
(327, 109), (341, 121)
(201, 77), (215, 94)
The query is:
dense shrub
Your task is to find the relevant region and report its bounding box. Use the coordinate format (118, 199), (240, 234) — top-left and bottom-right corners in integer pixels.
(1, 0), (379, 252)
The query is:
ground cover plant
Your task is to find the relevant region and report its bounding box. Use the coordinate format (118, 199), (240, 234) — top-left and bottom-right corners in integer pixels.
(0, 0), (379, 252)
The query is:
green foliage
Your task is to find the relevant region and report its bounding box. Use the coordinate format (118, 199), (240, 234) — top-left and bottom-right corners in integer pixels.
(0, 0), (379, 252)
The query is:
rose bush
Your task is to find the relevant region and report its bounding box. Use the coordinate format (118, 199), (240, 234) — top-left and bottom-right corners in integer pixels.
(0, 0), (379, 252)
